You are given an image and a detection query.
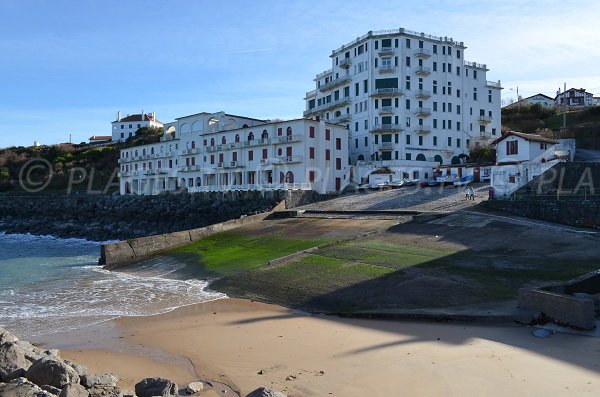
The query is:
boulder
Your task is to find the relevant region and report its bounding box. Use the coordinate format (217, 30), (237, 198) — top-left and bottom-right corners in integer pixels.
(246, 387), (288, 397)
(81, 373), (118, 388)
(13, 340), (49, 363)
(185, 381), (204, 394)
(134, 377), (178, 397)
(42, 385), (62, 395)
(0, 327), (19, 345)
(59, 383), (89, 397)
(0, 342), (31, 382)
(63, 361), (88, 378)
(88, 385), (123, 397)
(0, 377), (56, 397)
(25, 357), (80, 389)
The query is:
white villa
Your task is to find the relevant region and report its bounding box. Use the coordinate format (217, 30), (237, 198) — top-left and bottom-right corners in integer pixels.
(112, 111), (163, 142)
(303, 28), (502, 166)
(503, 94), (555, 110)
(118, 111), (349, 195)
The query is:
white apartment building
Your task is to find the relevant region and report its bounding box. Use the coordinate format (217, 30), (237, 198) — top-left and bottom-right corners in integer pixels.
(112, 111), (163, 142)
(303, 28), (502, 166)
(118, 111), (349, 195)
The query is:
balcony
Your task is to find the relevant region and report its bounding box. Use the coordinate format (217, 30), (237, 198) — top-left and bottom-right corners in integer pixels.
(339, 58), (352, 69)
(244, 138), (271, 147)
(378, 66), (395, 74)
(378, 106), (394, 115)
(180, 165), (201, 172)
(415, 66), (431, 76)
(330, 114), (351, 124)
(486, 80), (502, 89)
(415, 126), (432, 134)
(370, 88), (403, 97)
(273, 155), (303, 164)
(378, 141), (394, 150)
(479, 115), (493, 124)
(415, 48), (431, 58)
(414, 107), (431, 117)
(304, 89), (317, 100)
(277, 134), (304, 143)
(259, 159), (269, 165)
(371, 124), (402, 133)
(304, 97), (351, 116)
(225, 161), (244, 168)
(181, 148), (201, 155)
(378, 46), (394, 56)
(415, 89), (431, 99)
(319, 75), (351, 92)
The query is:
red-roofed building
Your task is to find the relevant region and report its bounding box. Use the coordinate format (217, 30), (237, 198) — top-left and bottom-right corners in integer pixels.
(111, 111), (163, 142)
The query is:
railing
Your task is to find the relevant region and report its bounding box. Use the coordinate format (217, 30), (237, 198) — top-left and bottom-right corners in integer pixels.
(330, 114), (351, 124)
(371, 124), (402, 133)
(379, 106), (394, 114)
(304, 89), (317, 99)
(277, 134), (304, 143)
(225, 161), (243, 168)
(378, 141), (394, 150)
(415, 126), (432, 134)
(465, 61), (488, 70)
(188, 182), (313, 193)
(486, 80), (502, 88)
(415, 66), (431, 75)
(319, 75), (351, 92)
(180, 165), (202, 172)
(415, 48), (431, 57)
(370, 88), (403, 97)
(379, 46), (394, 55)
(305, 97), (352, 115)
(315, 68), (333, 80)
(414, 107), (431, 116)
(260, 159), (269, 165)
(415, 89), (431, 98)
(339, 58), (352, 68)
(479, 115), (493, 123)
(378, 66), (395, 74)
(273, 155), (303, 164)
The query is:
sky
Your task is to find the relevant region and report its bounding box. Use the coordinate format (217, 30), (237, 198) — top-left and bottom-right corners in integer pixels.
(0, 0), (599, 148)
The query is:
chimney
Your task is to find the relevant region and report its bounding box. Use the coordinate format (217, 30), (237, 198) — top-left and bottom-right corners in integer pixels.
(152, 112), (156, 121)
(141, 109), (144, 120)
(116, 111), (121, 121)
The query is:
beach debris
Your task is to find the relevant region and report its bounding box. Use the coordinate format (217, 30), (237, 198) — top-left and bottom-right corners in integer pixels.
(257, 369), (265, 375)
(59, 382), (90, 397)
(316, 370), (325, 376)
(0, 376), (57, 397)
(25, 357), (80, 389)
(532, 328), (553, 338)
(285, 375), (296, 381)
(135, 377), (178, 397)
(185, 381), (204, 394)
(246, 387), (288, 397)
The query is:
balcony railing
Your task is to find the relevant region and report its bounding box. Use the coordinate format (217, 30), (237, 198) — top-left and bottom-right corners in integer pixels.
(486, 80), (502, 88)
(277, 134), (304, 143)
(415, 89), (431, 99)
(188, 182), (313, 193)
(378, 66), (395, 74)
(379, 46), (394, 56)
(330, 114), (351, 124)
(479, 115), (493, 124)
(224, 161), (244, 168)
(273, 155), (303, 164)
(415, 126), (432, 134)
(415, 66), (431, 76)
(319, 75), (351, 92)
(414, 107), (431, 116)
(339, 58), (352, 69)
(378, 106), (394, 115)
(371, 124), (402, 133)
(415, 48), (431, 58)
(370, 88), (403, 97)
(378, 141), (394, 150)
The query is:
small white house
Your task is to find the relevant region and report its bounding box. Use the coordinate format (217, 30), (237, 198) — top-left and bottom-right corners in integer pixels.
(112, 111), (163, 142)
(503, 93), (555, 109)
(492, 131), (558, 163)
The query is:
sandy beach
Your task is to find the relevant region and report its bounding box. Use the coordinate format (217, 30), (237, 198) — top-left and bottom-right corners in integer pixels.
(33, 297), (599, 396)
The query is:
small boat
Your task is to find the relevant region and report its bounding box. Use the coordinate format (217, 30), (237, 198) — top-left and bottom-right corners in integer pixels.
(427, 180), (441, 187)
(453, 175), (474, 186)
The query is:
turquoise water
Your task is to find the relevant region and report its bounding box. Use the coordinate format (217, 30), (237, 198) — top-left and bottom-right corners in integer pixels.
(0, 233), (224, 339)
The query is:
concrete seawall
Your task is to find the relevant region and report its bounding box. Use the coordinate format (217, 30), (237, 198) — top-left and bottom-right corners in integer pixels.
(101, 201), (286, 268)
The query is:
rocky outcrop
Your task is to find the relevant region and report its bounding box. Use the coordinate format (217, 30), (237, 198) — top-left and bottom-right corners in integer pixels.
(25, 358), (80, 389)
(59, 382), (89, 397)
(134, 377), (178, 397)
(0, 193), (279, 241)
(246, 387), (288, 397)
(0, 377), (57, 397)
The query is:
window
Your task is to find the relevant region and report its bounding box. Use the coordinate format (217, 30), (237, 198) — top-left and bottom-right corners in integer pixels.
(405, 99), (411, 110)
(355, 138), (358, 149)
(364, 136), (368, 146)
(364, 79), (368, 93)
(492, 128), (497, 136)
(405, 38), (411, 48)
(507, 140), (518, 155)
(456, 66), (460, 76)
(488, 90), (493, 103)
(405, 153), (411, 160)
(381, 58), (391, 68)
(120, 125), (124, 129)
(419, 40), (424, 49)
(457, 138), (461, 147)
(355, 122), (359, 132)
(355, 82), (359, 96)
(448, 137), (452, 146)
(418, 136), (423, 146)
(309, 171), (315, 183)
(473, 70), (478, 79)
(336, 158), (342, 170)
(309, 147), (315, 159)
(457, 105), (461, 114)
(456, 50), (461, 59)
(405, 76), (411, 90)
(433, 136), (438, 146)
(406, 116), (411, 127)
(210, 155), (215, 164)
(406, 134), (411, 145)
(457, 89), (461, 98)
(433, 44), (437, 54)
(405, 56), (411, 67)
(433, 62), (437, 72)
(326, 129), (331, 140)
(457, 122), (461, 131)
(364, 119), (368, 129)
(262, 148), (268, 159)
(433, 119), (438, 128)
(309, 126), (315, 138)
(249, 150), (253, 161)
(473, 88), (478, 101)
(325, 149), (331, 161)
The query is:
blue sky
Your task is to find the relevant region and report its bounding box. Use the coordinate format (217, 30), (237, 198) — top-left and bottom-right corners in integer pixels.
(1, 0), (599, 148)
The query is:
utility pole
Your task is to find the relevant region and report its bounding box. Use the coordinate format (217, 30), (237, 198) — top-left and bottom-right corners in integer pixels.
(562, 82), (567, 131)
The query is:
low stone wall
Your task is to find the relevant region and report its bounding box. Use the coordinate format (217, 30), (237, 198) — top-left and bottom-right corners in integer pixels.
(101, 201), (286, 268)
(518, 287), (596, 329)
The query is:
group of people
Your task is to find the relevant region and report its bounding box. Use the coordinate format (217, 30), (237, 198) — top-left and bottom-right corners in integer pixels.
(465, 186), (475, 200)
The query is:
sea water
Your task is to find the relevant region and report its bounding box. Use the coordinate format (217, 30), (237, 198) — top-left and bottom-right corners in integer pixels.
(0, 233), (225, 339)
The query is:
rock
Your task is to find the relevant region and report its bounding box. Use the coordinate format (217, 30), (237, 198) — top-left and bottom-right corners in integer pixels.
(0, 342), (31, 382)
(42, 385), (62, 395)
(0, 377), (56, 397)
(63, 361), (88, 378)
(0, 327), (19, 345)
(25, 357), (80, 389)
(185, 381), (204, 394)
(88, 385), (123, 397)
(246, 387), (288, 397)
(59, 383), (89, 397)
(134, 377), (178, 397)
(13, 340), (47, 363)
(81, 373), (118, 388)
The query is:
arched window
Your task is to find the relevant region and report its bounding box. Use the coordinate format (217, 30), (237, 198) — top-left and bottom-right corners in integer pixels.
(191, 141), (196, 149)
(235, 134), (240, 143)
(142, 148), (146, 155)
(416, 153), (426, 161)
(221, 136), (227, 144)
(434, 154), (443, 164)
(261, 130), (268, 139)
(242, 123), (249, 128)
(357, 154), (364, 161)
(279, 172), (285, 183)
(248, 131), (254, 141)
(286, 126), (292, 136)
(451, 156), (461, 165)
(210, 138), (215, 146)
(335, 110), (341, 117)
(286, 171), (294, 183)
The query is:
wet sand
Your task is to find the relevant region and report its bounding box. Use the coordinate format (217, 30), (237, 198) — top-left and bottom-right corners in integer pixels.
(38, 298), (600, 396)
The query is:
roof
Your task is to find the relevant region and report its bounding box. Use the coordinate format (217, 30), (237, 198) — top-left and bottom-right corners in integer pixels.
(175, 111), (267, 122)
(89, 135), (112, 141)
(527, 93), (554, 101)
(115, 113), (162, 123)
(370, 167), (393, 175)
(491, 131), (558, 146)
